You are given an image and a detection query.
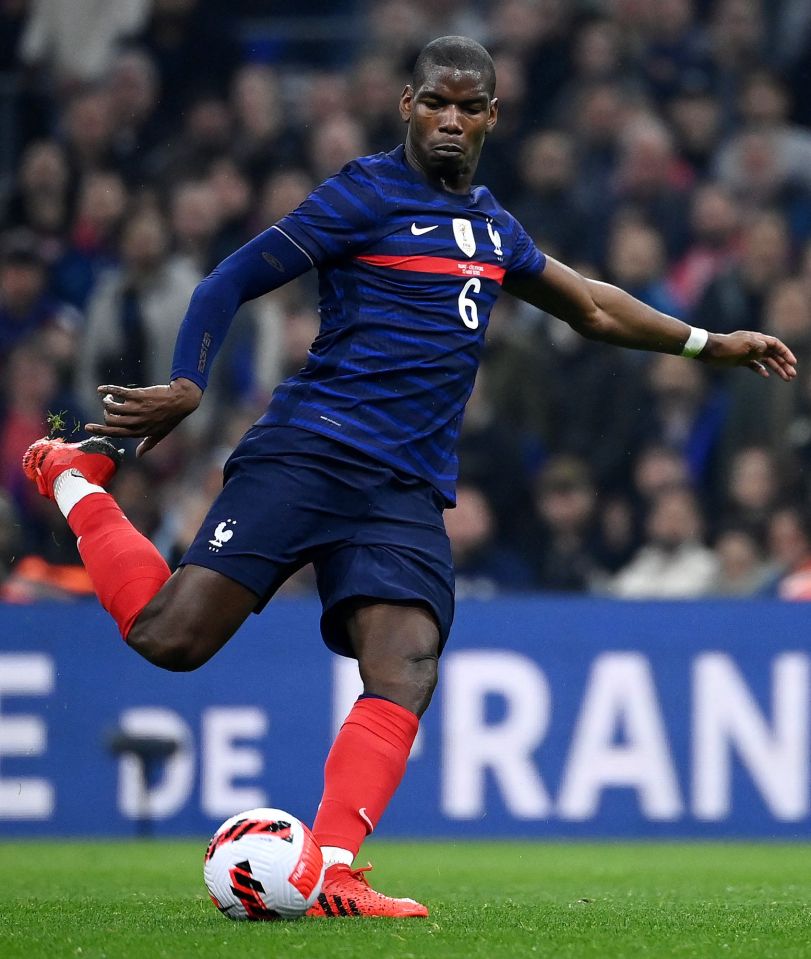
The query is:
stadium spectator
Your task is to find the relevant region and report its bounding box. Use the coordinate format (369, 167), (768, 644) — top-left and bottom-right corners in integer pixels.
(721, 70), (811, 195)
(457, 359), (538, 545)
(229, 64), (299, 181)
(637, 353), (727, 489)
(538, 298), (646, 490)
(668, 183), (740, 311)
(721, 279), (811, 461)
(718, 445), (784, 539)
(17, 0), (149, 91)
(629, 444), (692, 538)
(105, 48), (166, 186)
(59, 87), (118, 176)
(694, 211), (791, 335)
(150, 94), (234, 184)
(0, 344), (83, 542)
(169, 179), (223, 274)
(350, 55), (410, 154)
(77, 209), (200, 413)
(0, 229), (81, 370)
(0, 491), (22, 586)
(259, 169), (315, 227)
(606, 220), (684, 319)
(444, 483), (533, 599)
(511, 130), (591, 260)
(3, 139), (72, 239)
(637, 0), (710, 105)
(766, 507), (811, 600)
(54, 170), (128, 309)
(205, 157), (256, 265)
(133, 0), (239, 126)
(567, 81), (628, 232)
(568, 17), (625, 88)
(710, 0), (766, 83)
(611, 485), (719, 597)
(522, 456), (601, 593)
(709, 527), (772, 597)
(609, 117), (693, 260)
(667, 75), (724, 179)
(306, 114), (369, 182)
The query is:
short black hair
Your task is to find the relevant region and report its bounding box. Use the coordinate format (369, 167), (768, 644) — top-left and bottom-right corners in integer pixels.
(412, 36), (496, 97)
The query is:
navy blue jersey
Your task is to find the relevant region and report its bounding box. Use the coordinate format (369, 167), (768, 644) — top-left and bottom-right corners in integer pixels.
(259, 145), (545, 504)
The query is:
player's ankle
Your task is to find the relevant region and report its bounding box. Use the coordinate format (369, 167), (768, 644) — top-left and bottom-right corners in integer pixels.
(320, 846), (354, 869)
(53, 470), (107, 519)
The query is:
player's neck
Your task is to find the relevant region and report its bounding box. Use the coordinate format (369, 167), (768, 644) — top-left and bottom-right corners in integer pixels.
(403, 140), (476, 195)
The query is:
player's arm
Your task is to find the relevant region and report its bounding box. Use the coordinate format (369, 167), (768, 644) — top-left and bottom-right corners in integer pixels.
(85, 225), (314, 455)
(503, 255), (797, 381)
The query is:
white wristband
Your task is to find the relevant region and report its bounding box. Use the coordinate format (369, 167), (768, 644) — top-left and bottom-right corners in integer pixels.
(680, 326), (709, 358)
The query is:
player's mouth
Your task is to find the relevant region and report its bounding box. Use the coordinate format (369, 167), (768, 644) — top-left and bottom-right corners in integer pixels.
(432, 142), (465, 156)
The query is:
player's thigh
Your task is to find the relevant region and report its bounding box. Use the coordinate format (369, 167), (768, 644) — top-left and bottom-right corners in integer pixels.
(128, 565), (259, 670)
(181, 428), (370, 607)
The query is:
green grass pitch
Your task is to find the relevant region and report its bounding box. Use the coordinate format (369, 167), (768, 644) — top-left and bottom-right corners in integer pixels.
(1, 840), (809, 958)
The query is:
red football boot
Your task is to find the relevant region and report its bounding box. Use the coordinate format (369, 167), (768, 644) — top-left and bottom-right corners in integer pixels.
(22, 436), (123, 499)
(306, 864), (428, 918)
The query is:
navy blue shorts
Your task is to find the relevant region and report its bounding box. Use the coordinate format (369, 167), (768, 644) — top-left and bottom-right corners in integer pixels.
(181, 425), (455, 657)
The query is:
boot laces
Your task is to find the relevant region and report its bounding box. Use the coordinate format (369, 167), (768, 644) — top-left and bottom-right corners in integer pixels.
(347, 863), (373, 886)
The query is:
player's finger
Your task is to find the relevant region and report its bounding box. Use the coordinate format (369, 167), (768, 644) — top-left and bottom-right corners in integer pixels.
(97, 385), (135, 400)
(136, 435), (159, 457)
(85, 423), (143, 437)
(101, 400), (146, 420)
(747, 359), (769, 378)
(766, 340), (798, 367)
(763, 355), (796, 379)
(762, 348), (797, 375)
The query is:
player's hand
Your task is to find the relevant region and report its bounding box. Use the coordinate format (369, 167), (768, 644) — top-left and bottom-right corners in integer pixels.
(85, 378), (203, 457)
(699, 331), (797, 381)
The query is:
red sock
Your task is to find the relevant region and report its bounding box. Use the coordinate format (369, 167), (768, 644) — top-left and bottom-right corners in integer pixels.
(312, 696), (419, 855)
(67, 493), (171, 639)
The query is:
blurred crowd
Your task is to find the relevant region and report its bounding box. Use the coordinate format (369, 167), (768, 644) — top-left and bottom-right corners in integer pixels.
(3, 0), (811, 603)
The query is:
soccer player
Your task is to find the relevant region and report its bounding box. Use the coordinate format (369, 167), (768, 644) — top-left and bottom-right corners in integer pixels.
(23, 37), (796, 917)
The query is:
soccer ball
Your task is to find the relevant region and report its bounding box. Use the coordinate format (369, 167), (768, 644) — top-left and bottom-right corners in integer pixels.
(204, 807), (324, 920)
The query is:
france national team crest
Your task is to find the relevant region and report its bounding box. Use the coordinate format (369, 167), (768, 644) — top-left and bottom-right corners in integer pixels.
(209, 518), (237, 551)
(452, 218), (476, 258)
(487, 219), (503, 259)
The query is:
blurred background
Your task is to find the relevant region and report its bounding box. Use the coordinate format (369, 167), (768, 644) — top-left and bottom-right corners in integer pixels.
(3, 0), (811, 843)
(2, 0), (811, 605)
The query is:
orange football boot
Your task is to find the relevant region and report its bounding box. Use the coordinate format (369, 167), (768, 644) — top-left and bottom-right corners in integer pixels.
(23, 436), (123, 499)
(307, 864), (428, 918)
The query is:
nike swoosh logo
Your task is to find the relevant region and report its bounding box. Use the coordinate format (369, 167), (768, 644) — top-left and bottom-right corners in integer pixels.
(358, 807), (374, 833)
(411, 223), (439, 235)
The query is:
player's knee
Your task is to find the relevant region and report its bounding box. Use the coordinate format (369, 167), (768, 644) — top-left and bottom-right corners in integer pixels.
(360, 646), (439, 716)
(127, 619), (208, 672)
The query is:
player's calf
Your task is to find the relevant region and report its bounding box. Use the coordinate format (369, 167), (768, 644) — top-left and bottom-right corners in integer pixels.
(22, 435), (171, 640)
(126, 564), (260, 671)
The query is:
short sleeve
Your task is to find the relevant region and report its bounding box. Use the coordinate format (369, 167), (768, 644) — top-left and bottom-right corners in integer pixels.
(505, 216), (546, 280)
(275, 159), (383, 266)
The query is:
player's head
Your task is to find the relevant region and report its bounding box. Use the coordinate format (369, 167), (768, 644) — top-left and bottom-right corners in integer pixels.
(412, 36), (496, 97)
(400, 36), (498, 186)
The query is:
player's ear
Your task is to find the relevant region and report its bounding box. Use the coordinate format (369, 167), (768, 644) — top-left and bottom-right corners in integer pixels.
(399, 85), (414, 122)
(486, 96), (499, 134)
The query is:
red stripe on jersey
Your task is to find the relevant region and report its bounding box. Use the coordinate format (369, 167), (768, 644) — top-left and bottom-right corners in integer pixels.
(355, 253), (506, 284)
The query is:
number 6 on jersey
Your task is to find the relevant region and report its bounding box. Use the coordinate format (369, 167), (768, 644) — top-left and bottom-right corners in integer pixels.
(458, 277), (481, 329)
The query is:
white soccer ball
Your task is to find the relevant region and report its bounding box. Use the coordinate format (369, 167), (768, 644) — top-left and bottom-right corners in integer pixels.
(204, 807), (324, 920)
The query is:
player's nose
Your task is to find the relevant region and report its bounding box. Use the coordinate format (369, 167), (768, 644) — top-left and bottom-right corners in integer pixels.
(438, 105), (464, 133)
